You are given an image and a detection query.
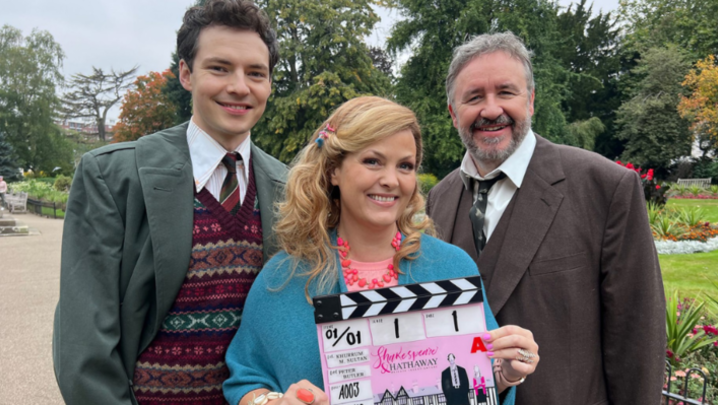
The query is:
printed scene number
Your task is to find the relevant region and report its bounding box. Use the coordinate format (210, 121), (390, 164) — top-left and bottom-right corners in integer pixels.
(424, 306), (485, 338)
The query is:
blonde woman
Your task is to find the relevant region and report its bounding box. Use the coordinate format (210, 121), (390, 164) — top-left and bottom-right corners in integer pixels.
(223, 97), (538, 405)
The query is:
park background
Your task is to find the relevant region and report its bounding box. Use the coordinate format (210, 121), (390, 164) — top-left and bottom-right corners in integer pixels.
(2, 0), (718, 403)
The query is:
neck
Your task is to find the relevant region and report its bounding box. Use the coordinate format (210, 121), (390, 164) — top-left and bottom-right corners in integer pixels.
(336, 221), (397, 262)
(191, 116), (249, 151)
(471, 155), (501, 177)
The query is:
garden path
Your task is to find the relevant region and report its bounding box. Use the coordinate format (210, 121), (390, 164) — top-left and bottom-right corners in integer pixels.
(0, 214), (64, 405)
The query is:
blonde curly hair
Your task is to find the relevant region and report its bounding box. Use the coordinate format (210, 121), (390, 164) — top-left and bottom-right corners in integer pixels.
(274, 96), (435, 302)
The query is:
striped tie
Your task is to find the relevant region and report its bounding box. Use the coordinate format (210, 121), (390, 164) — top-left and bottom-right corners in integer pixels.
(220, 152), (242, 215)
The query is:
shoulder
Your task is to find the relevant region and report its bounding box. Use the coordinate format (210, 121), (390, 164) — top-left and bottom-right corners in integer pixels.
(253, 251), (311, 294)
(429, 168), (462, 197)
(410, 234), (478, 279)
(535, 135), (636, 185)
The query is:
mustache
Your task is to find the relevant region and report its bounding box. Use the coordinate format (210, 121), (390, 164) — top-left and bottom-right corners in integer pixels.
(470, 115), (514, 131)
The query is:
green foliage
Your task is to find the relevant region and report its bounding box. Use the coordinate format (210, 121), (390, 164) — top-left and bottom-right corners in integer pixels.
(162, 51), (193, 125)
(417, 173), (438, 196)
(9, 179), (69, 205)
(616, 47), (693, 173)
(620, 0), (718, 60)
(250, 0), (392, 163)
(564, 117), (604, 151)
(0, 130), (20, 181)
(53, 175), (72, 192)
(0, 25), (73, 173)
(665, 291), (718, 367)
(692, 158), (718, 180)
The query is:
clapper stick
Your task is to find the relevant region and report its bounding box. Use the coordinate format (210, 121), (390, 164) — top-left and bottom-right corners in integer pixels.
(313, 276), (483, 323)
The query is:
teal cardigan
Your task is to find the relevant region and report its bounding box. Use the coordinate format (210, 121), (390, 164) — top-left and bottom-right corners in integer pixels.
(223, 234), (515, 405)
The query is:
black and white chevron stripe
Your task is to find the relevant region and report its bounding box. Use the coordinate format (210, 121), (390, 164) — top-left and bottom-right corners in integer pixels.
(313, 276), (483, 324)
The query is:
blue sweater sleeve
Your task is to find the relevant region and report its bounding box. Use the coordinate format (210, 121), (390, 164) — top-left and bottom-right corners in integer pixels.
(223, 257), (285, 405)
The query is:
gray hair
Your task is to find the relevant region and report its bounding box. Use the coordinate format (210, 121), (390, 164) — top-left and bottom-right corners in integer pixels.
(446, 31), (534, 108)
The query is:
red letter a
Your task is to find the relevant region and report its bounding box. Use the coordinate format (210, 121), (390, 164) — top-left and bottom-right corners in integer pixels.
(470, 337), (488, 353)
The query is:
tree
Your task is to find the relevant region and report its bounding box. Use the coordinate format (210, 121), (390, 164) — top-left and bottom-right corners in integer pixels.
(0, 25), (73, 172)
(62, 66), (138, 141)
(0, 131), (21, 181)
(554, 0), (629, 156)
(162, 52), (193, 125)
(620, 0), (718, 59)
(114, 70), (177, 142)
(615, 47), (693, 173)
(678, 55), (718, 156)
(251, 0), (393, 162)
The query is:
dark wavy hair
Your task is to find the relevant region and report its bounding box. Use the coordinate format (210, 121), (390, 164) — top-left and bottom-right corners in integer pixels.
(177, 0), (280, 74)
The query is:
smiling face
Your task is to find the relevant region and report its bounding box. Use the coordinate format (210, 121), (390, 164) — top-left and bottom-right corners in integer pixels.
(179, 26), (271, 150)
(448, 51), (534, 175)
(330, 130), (418, 235)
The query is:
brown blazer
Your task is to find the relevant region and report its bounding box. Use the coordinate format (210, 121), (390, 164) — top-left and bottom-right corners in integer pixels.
(427, 135), (665, 405)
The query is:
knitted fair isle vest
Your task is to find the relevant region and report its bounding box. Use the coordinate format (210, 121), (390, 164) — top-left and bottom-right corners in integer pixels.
(133, 159), (263, 405)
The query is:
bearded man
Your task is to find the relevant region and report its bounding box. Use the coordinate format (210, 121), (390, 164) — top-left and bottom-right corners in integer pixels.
(426, 32), (665, 405)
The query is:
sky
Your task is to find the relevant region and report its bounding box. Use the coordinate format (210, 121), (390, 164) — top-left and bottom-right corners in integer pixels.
(2, 0), (621, 121)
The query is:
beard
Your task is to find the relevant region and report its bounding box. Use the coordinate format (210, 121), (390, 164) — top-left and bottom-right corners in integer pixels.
(458, 109), (532, 167)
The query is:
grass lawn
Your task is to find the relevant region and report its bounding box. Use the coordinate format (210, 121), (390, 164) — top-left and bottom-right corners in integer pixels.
(666, 198), (718, 223)
(661, 199), (718, 311)
(660, 250), (718, 299)
(40, 206), (65, 218)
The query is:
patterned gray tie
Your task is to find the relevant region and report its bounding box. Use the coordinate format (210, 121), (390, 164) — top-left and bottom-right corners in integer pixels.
(468, 173), (506, 257)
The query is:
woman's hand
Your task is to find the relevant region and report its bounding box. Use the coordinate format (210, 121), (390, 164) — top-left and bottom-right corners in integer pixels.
(483, 325), (540, 384)
(240, 381), (329, 405)
(278, 381), (329, 405)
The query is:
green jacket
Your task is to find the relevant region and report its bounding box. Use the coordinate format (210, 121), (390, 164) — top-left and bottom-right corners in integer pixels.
(52, 123), (287, 405)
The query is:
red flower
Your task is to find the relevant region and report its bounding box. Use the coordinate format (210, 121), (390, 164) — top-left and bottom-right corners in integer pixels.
(656, 185), (661, 189)
(616, 161), (622, 165)
(626, 163), (634, 169)
(641, 174), (647, 179)
(667, 349), (674, 358)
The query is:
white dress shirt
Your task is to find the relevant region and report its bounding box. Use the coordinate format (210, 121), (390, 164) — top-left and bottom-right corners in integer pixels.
(459, 130), (537, 242)
(187, 118), (251, 204)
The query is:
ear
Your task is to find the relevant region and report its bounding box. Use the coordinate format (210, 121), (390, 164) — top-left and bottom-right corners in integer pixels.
(179, 59), (193, 92)
(448, 104), (459, 129)
(330, 166), (340, 186)
(528, 89), (535, 116)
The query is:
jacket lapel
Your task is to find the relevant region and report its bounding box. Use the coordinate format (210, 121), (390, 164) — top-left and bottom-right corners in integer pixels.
(251, 143), (287, 263)
(136, 124), (195, 333)
(484, 136), (565, 315)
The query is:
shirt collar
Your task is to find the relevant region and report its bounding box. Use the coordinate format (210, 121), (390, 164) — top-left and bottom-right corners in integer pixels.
(460, 129), (536, 190)
(186, 117), (252, 192)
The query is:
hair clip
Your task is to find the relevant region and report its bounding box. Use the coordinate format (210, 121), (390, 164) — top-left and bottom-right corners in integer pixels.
(315, 124), (336, 148)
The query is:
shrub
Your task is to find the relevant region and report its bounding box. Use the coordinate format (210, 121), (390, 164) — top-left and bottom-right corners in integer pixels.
(616, 161), (669, 205)
(53, 175), (72, 192)
(666, 292), (718, 368)
(418, 173), (439, 195)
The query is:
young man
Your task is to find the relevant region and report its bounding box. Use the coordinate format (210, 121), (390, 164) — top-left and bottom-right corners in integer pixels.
(427, 32), (665, 405)
(53, 1), (286, 404)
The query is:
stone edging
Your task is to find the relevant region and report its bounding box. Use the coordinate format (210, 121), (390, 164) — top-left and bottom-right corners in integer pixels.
(655, 237), (718, 254)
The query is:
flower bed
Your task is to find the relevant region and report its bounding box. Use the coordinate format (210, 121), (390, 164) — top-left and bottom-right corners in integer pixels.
(655, 236), (718, 254)
(671, 194), (718, 199)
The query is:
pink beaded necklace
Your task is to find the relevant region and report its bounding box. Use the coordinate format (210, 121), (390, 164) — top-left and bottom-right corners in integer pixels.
(338, 232), (402, 289)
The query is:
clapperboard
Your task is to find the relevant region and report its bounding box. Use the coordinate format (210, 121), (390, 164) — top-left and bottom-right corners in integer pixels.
(314, 276), (498, 405)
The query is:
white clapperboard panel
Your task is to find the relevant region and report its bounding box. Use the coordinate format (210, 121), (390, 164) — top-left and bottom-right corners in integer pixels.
(314, 276), (499, 405)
